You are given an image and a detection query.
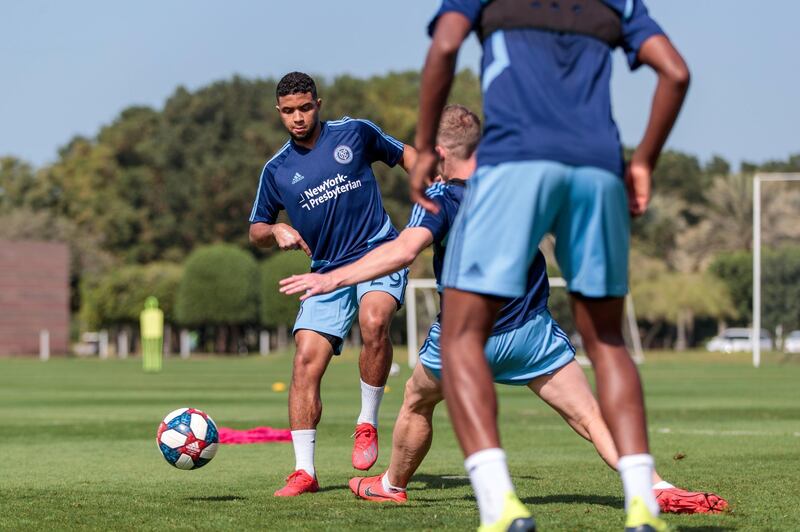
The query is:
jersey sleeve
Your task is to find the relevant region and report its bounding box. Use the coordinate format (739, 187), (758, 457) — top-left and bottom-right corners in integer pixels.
(620, 0), (665, 70)
(405, 184), (451, 243)
(427, 0), (482, 37)
(248, 163), (283, 224)
(356, 119), (404, 167)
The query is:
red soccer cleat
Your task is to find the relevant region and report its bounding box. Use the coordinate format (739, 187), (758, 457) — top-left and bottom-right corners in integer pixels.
(352, 423), (378, 470)
(274, 470), (319, 497)
(655, 486), (729, 514)
(349, 474), (408, 503)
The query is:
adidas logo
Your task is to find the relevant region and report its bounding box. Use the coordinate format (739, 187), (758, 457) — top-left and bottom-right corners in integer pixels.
(292, 172), (305, 184)
(465, 263), (483, 277)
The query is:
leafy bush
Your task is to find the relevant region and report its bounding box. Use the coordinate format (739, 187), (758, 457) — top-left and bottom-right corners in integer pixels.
(80, 262), (182, 329)
(259, 251), (310, 329)
(175, 244), (257, 326)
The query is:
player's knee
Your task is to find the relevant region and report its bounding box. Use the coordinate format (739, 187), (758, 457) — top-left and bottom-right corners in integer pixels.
(293, 347), (325, 381)
(359, 313), (391, 344)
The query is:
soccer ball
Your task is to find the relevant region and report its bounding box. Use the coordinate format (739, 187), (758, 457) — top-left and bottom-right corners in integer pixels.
(157, 407), (219, 470)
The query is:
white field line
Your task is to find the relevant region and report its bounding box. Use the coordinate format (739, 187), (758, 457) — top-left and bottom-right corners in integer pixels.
(655, 427), (800, 437)
(510, 416), (799, 437)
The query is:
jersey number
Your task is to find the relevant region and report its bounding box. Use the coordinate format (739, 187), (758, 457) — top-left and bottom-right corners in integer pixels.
(370, 272), (404, 288)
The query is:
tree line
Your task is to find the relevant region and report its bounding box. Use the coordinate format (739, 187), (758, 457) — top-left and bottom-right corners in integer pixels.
(1, 70), (799, 350)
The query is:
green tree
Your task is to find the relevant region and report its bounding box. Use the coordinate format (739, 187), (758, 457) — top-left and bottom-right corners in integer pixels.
(80, 262), (183, 329)
(259, 251), (311, 349)
(711, 246), (800, 334)
(0, 208), (115, 311)
(176, 244), (258, 352)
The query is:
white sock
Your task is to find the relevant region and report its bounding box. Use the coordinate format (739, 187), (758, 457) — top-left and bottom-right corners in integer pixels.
(652, 480), (674, 489)
(618, 454), (659, 515)
(291, 429), (316, 478)
(464, 448), (514, 525)
(357, 379), (384, 427)
(382, 471), (406, 493)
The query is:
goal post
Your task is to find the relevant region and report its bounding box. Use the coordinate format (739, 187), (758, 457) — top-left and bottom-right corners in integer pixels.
(405, 277), (643, 368)
(752, 172), (800, 368)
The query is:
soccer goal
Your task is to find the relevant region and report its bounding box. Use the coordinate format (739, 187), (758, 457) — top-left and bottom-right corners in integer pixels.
(404, 278), (643, 368)
(752, 172), (800, 368)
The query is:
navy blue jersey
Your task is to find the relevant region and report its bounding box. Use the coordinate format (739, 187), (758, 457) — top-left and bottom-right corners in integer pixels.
(407, 180), (549, 334)
(250, 118), (404, 273)
(428, 0), (663, 176)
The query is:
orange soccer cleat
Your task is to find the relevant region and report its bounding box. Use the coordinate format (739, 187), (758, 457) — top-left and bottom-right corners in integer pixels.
(274, 470), (319, 497)
(655, 486), (729, 514)
(351, 423), (379, 470)
(349, 474), (408, 503)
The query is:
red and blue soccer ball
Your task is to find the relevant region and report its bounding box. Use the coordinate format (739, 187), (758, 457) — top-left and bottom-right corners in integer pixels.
(157, 408), (219, 470)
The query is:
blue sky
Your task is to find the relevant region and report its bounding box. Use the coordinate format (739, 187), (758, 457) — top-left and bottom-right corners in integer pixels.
(2, 1), (799, 168)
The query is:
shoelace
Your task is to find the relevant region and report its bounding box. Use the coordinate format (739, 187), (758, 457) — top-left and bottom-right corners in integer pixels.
(352, 425), (375, 444)
(285, 470), (308, 483)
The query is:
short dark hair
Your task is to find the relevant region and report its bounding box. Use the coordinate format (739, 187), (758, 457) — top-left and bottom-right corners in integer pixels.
(276, 72), (317, 100)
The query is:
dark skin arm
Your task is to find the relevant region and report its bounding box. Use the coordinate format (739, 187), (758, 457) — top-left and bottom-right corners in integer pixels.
(410, 12), (472, 213)
(626, 34), (691, 216)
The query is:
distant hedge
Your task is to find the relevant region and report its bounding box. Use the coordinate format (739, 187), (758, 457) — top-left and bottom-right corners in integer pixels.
(80, 262), (182, 329)
(259, 251), (310, 329)
(175, 244), (258, 326)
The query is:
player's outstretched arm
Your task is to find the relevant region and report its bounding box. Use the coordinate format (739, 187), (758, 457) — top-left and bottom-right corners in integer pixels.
(398, 144), (418, 174)
(411, 12), (472, 213)
(626, 35), (690, 216)
(249, 222), (311, 256)
(280, 228), (433, 300)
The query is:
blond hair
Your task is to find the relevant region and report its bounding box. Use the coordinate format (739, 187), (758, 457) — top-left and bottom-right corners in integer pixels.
(436, 104), (481, 160)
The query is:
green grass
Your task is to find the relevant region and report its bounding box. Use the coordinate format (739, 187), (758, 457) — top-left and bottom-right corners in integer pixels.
(1, 350), (798, 531)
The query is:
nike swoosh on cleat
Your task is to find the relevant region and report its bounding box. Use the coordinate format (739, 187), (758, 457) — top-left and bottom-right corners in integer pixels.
(363, 486), (395, 500)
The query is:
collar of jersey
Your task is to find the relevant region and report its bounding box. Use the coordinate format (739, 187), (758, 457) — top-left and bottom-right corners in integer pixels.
(290, 122), (328, 153)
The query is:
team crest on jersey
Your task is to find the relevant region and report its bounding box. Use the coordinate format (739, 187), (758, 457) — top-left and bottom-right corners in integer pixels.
(333, 145), (353, 164)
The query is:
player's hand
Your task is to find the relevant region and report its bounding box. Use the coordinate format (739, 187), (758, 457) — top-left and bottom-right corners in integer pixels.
(624, 155), (653, 217)
(409, 150), (440, 213)
(273, 223), (312, 256)
(279, 273), (335, 301)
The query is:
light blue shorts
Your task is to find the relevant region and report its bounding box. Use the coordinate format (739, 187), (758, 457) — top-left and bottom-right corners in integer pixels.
(443, 161), (630, 298)
(419, 309), (575, 385)
(293, 269), (408, 355)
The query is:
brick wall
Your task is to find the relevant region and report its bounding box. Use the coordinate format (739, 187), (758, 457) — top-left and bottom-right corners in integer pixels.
(0, 240), (70, 355)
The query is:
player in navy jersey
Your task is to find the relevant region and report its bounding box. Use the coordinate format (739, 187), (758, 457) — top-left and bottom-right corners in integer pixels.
(280, 105), (726, 514)
(249, 72), (417, 497)
(411, 2), (691, 530)
(411, 2), (690, 530)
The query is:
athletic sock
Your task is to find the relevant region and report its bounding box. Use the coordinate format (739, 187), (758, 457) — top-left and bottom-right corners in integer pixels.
(652, 480), (675, 490)
(382, 471), (407, 493)
(618, 453), (659, 515)
(464, 448), (514, 525)
(291, 429), (316, 478)
(357, 379), (384, 427)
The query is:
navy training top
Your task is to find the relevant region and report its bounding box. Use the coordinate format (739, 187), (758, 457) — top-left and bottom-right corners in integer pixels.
(428, 0), (664, 177)
(249, 117), (404, 273)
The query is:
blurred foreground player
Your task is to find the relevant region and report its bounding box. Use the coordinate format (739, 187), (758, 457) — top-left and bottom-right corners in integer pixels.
(410, 1), (690, 530)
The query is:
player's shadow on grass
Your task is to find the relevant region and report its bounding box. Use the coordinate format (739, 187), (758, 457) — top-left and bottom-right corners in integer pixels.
(521, 493), (623, 509)
(187, 495), (246, 502)
(413, 473), (470, 490)
(317, 484), (350, 493)
(675, 527), (736, 532)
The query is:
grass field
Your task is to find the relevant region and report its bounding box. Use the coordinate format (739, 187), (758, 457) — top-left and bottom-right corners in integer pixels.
(1, 349), (798, 531)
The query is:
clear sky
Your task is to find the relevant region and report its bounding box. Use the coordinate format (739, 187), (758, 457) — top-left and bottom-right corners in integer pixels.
(2, 1), (798, 168)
